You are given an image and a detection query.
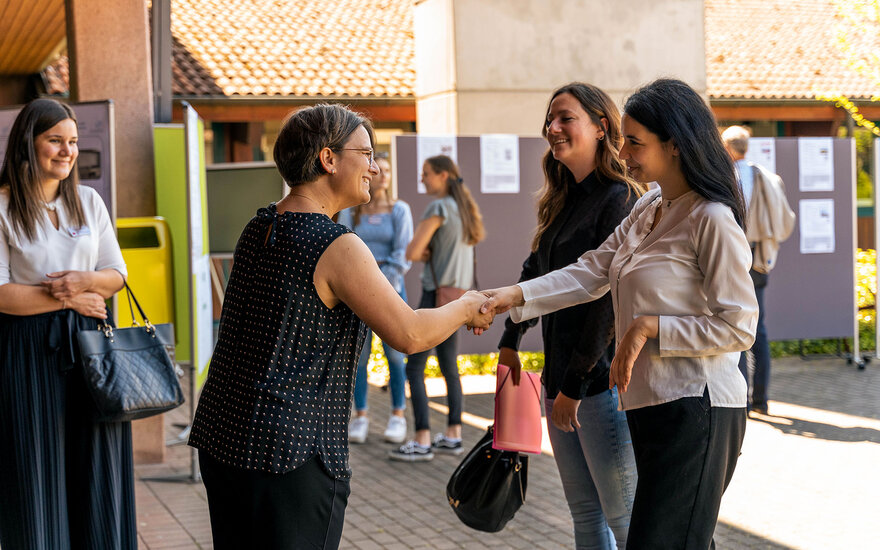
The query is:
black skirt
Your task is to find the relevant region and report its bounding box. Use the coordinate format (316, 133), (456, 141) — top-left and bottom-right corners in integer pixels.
(0, 310), (137, 550)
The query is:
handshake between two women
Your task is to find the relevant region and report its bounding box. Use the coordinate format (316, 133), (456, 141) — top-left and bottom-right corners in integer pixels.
(462, 285), (525, 333)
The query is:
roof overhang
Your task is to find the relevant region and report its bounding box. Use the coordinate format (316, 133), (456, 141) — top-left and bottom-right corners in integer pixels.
(173, 95), (417, 123)
(710, 97), (880, 121)
(0, 0), (66, 75)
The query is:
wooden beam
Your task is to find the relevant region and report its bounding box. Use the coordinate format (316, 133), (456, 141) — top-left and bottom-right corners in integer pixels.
(712, 103), (880, 121)
(172, 101), (417, 124)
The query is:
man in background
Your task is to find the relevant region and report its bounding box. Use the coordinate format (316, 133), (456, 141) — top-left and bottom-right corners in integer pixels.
(722, 126), (796, 416)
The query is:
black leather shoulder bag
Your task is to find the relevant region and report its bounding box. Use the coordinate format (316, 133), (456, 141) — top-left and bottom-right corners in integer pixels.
(77, 281), (184, 423)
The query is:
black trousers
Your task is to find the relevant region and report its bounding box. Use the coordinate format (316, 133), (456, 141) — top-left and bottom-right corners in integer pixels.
(625, 389), (746, 550)
(200, 453), (350, 550)
(406, 289), (463, 431)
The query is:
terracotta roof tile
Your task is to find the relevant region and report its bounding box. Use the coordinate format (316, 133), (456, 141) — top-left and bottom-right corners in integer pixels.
(706, 0), (879, 99)
(43, 1), (876, 102)
(167, 0), (415, 98)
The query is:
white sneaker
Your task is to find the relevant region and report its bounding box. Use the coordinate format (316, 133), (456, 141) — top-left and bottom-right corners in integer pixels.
(383, 416), (407, 443)
(349, 416), (369, 444)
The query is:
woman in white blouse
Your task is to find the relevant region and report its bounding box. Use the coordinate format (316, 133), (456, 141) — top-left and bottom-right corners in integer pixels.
(0, 99), (133, 549)
(481, 79), (758, 548)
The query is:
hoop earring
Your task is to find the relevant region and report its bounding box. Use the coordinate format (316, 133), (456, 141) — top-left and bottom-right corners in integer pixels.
(598, 135), (605, 141)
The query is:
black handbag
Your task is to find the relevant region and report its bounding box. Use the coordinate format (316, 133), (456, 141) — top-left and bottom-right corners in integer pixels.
(446, 425), (528, 532)
(77, 281), (184, 422)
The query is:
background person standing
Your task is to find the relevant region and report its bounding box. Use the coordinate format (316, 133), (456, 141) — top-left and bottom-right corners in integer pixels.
(338, 153), (414, 444)
(722, 125), (795, 416)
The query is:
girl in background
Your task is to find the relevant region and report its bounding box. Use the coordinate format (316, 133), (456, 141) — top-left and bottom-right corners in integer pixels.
(389, 155), (485, 462)
(339, 153), (414, 444)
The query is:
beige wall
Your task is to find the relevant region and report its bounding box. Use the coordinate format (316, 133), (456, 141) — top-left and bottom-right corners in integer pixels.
(66, 0), (156, 217)
(414, 0), (706, 135)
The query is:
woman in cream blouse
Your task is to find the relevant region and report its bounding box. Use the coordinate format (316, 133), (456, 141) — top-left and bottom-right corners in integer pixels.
(482, 79), (758, 549)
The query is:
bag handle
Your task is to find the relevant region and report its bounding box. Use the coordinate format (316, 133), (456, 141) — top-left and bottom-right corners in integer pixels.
(98, 281), (156, 337)
(496, 365), (541, 402)
(122, 280), (152, 327)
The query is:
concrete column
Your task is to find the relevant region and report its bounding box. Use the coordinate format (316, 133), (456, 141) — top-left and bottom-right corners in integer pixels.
(66, 0), (156, 217)
(414, 0), (706, 135)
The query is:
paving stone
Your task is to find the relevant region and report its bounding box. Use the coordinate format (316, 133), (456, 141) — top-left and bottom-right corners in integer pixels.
(136, 358), (879, 549)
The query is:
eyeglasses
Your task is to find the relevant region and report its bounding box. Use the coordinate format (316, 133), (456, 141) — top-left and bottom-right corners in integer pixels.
(337, 148), (375, 166)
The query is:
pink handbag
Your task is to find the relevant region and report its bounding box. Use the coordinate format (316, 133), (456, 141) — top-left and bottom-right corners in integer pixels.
(492, 364), (543, 454)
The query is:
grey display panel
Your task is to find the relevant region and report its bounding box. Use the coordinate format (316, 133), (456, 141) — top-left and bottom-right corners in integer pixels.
(206, 162), (285, 254)
(396, 135), (858, 355)
(764, 138), (856, 341)
(394, 135), (549, 355)
(0, 101), (115, 218)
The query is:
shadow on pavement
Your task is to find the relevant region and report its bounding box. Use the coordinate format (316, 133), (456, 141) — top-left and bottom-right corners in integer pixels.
(749, 413), (880, 443)
(715, 521), (798, 549)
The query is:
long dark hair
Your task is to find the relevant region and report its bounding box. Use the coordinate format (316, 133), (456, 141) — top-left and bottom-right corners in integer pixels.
(425, 155), (485, 245)
(534, 82), (643, 251)
(0, 98), (86, 241)
(623, 78), (746, 228)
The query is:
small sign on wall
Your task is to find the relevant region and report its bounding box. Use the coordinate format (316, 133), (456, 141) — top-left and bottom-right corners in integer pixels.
(480, 134), (520, 194)
(798, 138), (834, 192)
(799, 198), (835, 254)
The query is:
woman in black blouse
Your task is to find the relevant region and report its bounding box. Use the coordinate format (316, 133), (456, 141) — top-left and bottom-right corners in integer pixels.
(497, 83), (642, 549)
(188, 104), (492, 550)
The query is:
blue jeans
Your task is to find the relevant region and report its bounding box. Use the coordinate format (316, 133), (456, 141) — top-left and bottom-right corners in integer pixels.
(545, 388), (636, 550)
(353, 288), (407, 412)
(353, 329), (407, 412)
(738, 282), (770, 409)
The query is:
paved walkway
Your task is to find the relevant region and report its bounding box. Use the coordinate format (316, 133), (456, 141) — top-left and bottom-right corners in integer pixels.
(135, 355), (880, 549)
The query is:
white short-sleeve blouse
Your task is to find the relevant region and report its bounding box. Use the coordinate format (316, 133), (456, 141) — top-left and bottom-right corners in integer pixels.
(0, 185), (127, 286)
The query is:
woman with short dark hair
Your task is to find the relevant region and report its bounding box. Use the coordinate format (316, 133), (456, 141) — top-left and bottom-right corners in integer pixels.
(188, 104), (491, 549)
(0, 98), (131, 549)
(482, 79), (758, 548)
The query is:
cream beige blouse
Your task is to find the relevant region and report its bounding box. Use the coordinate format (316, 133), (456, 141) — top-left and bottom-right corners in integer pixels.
(511, 188), (758, 411)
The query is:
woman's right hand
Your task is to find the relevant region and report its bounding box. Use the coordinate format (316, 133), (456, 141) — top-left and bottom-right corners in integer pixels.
(66, 291), (107, 319)
(460, 290), (495, 330)
(498, 346), (522, 385)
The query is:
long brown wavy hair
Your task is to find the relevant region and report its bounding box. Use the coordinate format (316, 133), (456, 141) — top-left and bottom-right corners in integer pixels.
(532, 83), (643, 251)
(425, 155), (485, 245)
(0, 98), (86, 241)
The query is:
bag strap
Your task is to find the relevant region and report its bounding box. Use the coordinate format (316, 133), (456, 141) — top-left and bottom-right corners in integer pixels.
(472, 247), (479, 290)
(428, 251), (441, 291)
(122, 280), (152, 327)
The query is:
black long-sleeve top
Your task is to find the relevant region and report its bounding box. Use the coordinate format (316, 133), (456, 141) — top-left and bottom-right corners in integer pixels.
(498, 171), (637, 400)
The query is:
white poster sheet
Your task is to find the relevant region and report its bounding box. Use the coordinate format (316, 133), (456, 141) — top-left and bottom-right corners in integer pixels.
(799, 199), (835, 254)
(416, 136), (457, 193)
(746, 138), (776, 174)
(480, 134), (520, 194)
(798, 138), (834, 192)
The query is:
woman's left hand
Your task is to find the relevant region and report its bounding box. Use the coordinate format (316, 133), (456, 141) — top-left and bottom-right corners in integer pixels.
(41, 270), (93, 300)
(551, 393), (581, 432)
(610, 315), (659, 393)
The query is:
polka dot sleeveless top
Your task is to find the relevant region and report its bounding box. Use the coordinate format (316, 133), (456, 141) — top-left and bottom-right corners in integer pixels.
(189, 205), (367, 479)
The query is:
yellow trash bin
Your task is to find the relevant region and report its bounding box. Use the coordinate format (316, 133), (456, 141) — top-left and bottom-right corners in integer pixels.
(116, 217), (175, 464)
(116, 217), (175, 326)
